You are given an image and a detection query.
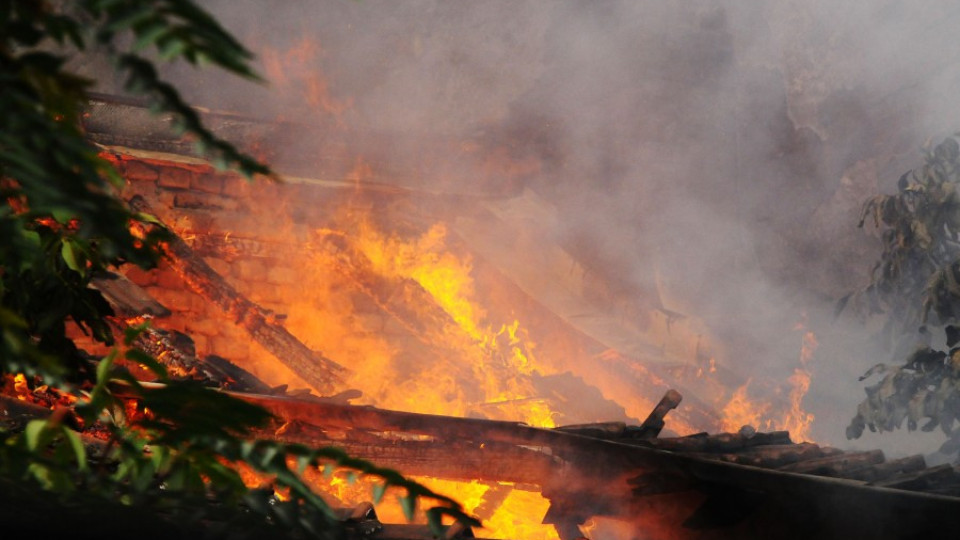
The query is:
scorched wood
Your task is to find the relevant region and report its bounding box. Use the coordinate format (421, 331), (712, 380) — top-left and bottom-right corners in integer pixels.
(128, 195), (347, 394)
(778, 449), (886, 477)
(267, 423), (557, 485)
(630, 388), (683, 439)
(630, 430), (793, 453)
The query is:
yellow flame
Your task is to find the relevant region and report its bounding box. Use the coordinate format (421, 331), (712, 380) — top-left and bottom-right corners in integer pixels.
(352, 221), (556, 427)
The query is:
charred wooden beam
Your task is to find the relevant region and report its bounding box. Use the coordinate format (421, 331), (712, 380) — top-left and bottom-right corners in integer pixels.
(588, 349), (720, 434)
(631, 431), (793, 453)
(555, 421), (626, 440)
(316, 233), (468, 348)
(264, 421), (557, 485)
(871, 464), (958, 491)
(779, 450), (886, 477)
(841, 454), (927, 483)
(91, 271), (170, 318)
(472, 485), (512, 521)
(108, 318), (200, 379)
(129, 195), (347, 394)
(629, 389), (683, 439)
(687, 443), (826, 469)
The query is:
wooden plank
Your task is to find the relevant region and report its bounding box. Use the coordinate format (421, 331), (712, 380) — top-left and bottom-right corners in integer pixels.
(840, 454), (927, 482)
(686, 443), (825, 468)
(91, 271), (170, 318)
(779, 450), (886, 476)
(555, 421), (625, 439)
(630, 389), (683, 439)
(632, 431), (793, 453)
(871, 464), (957, 490)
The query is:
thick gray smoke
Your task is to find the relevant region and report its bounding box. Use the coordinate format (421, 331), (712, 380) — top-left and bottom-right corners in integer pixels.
(165, 1), (960, 453)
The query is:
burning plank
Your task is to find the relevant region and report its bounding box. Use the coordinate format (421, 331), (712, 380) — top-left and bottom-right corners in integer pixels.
(128, 195), (348, 394)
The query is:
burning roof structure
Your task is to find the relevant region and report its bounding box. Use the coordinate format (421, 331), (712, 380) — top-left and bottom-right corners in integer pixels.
(10, 2), (960, 538)
(2, 91), (947, 539)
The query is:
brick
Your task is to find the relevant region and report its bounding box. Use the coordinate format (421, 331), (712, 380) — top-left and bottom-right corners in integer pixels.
(191, 174), (224, 194)
(162, 317), (187, 334)
(191, 333), (208, 356)
(124, 160), (159, 182)
(266, 266), (297, 285)
(209, 335), (250, 362)
(205, 257), (232, 277)
(147, 287), (193, 313)
(221, 176), (251, 198)
(157, 167), (193, 189)
(156, 267), (184, 289)
(173, 192), (240, 211)
(156, 189), (177, 209)
(234, 258), (267, 282)
(185, 318), (224, 338)
(122, 266), (158, 287)
(247, 288), (284, 306)
(121, 175), (158, 200)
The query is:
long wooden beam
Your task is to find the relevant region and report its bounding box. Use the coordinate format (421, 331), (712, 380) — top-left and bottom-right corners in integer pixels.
(128, 195), (348, 394)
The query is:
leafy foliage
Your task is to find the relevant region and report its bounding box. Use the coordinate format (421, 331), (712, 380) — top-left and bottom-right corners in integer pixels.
(1, 1), (477, 536)
(845, 136), (960, 456)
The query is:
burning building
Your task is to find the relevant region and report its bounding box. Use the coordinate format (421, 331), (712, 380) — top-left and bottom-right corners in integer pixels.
(8, 1), (960, 538)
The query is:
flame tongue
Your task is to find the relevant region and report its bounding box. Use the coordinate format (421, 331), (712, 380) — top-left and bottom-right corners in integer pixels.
(335, 219), (558, 427)
(720, 325), (817, 442)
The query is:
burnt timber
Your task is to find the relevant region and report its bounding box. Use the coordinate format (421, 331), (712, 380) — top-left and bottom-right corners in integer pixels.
(104, 383), (960, 540)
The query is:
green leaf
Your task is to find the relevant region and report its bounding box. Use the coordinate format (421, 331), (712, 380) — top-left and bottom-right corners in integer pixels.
(259, 444), (280, 468)
(132, 20), (169, 51)
(61, 239), (84, 276)
(426, 508), (444, 536)
(296, 454), (311, 475)
(96, 352), (115, 385)
(125, 348), (168, 379)
(399, 494), (417, 521)
(372, 482), (387, 504)
(24, 420), (48, 451)
(61, 427), (88, 471)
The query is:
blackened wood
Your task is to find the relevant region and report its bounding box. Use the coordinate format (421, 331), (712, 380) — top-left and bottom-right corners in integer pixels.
(632, 431), (793, 453)
(840, 454), (927, 483)
(472, 485), (512, 521)
(871, 464), (957, 491)
(687, 443), (826, 468)
(128, 196), (347, 394)
(109, 318), (200, 379)
(628, 470), (697, 497)
(555, 421), (626, 439)
(92, 271), (170, 318)
(266, 424), (557, 485)
(199, 354), (276, 394)
(0, 394), (53, 422)
(630, 389), (683, 439)
(779, 450), (885, 476)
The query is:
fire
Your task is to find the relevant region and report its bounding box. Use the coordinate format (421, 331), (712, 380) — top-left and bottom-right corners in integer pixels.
(261, 37), (352, 122)
(783, 330), (816, 442)
(324, 218), (558, 428)
(231, 214), (563, 536)
(720, 328), (816, 442)
(309, 474), (560, 540)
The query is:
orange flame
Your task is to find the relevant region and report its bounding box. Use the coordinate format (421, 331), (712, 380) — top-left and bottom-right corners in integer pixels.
(349, 220), (557, 427)
(720, 328), (816, 442)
